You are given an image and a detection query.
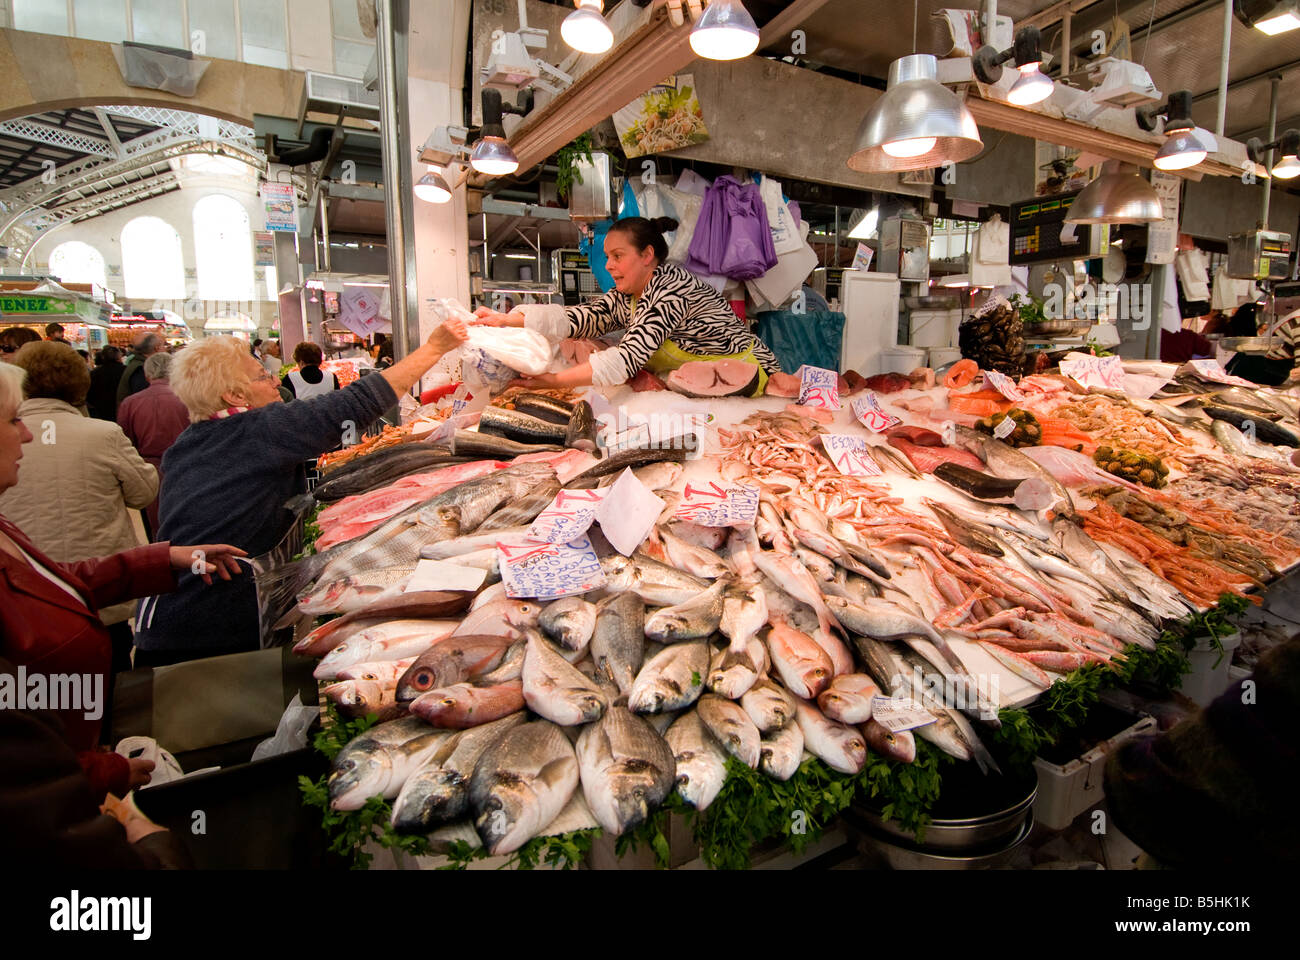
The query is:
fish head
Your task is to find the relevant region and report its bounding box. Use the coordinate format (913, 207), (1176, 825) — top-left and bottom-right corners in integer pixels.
(506, 601), (543, 626)
(844, 734), (867, 767)
(631, 687), (665, 715)
(576, 692), (608, 723)
(608, 772), (655, 833)
(328, 747), (392, 811)
(396, 661), (442, 701)
(475, 787), (529, 854)
(394, 772), (463, 832)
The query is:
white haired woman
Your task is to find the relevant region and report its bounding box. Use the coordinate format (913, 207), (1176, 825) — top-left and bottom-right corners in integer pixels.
(0, 360), (245, 801)
(132, 321), (467, 665)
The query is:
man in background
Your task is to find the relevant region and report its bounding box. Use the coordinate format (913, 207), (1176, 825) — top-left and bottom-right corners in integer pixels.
(44, 322), (69, 344)
(118, 352), (190, 536)
(117, 332), (163, 403)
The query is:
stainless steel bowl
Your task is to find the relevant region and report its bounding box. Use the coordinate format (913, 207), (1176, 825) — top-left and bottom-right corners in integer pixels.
(847, 782), (1036, 852)
(854, 815), (1033, 870)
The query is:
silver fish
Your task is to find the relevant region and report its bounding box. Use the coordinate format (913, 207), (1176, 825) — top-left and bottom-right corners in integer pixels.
(601, 554), (708, 606)
(664, 711), (728, 811)
(795, 699), (866, 774)
(666, 521), (729, 552)
(719, 579), (769, 652)
(644, 580), (727, 643)
(696, 693), (761, 768)
(823, 596), (965, 671)
(752, 548), (843, 639)
(759, 721), (805, 781)
(816, 673), (881, 725)
(415, 462), (559, 533)
(590, 591), (646, 697)
(390, 712), (526, 832)
(576, 706), (677, 836)
(452, 598), (543, 638)
(539, 596), (598, 654)
(740, 676), (796, 733)
(893, 647), (1002, 773)
(952, 425), (1075, 519)
(421, 527), (533, 560)
(478, 478), (563, 531)
(521, 631), (609, 725)
(321, 678), (406, 722)
(313, 621), (446, 680)
(707, 637), (768, 699)
(653, 527), (732, 579)
(598, 461), (684, 492)
(328, 717), (454, 811)
(470, 720), (580, 854)
(629, 641), (709, 714)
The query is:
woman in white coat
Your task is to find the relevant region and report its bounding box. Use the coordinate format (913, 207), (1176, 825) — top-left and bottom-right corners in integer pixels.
(0, 341), (158, 678)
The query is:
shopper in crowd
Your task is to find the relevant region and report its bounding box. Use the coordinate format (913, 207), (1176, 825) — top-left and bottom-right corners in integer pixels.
(472, 217), (782, 394)
(374, 333), (394, 368)
(0, 654), (192, 868)
(0, 341), (160, 678)
(1159, 325), (1214, 364)
(1105, 633), (1299, 867)
(0, 360), (245, 801)
(0, 325), (40, 362)
(117, 352), (191, 535)
(133, 319), (468, 664)
(281, 341), (340, 399)
(86, 345), (126, 421)
(261, 338), (283, 377)
(45, 321), (69, 344)
(1224, 304), (1298, 386)
(116, 332), (163, 404)
(251, 337), (264, 359)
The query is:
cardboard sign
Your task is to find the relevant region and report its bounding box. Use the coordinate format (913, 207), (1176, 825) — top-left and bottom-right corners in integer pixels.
(529, 488), (607, 544)
(851, 392), (903, 433)
(820, 434), (883, 477)
(798, 365), (841, 410)
(497, 536), (606, 600)
(673, 481), (759, 527)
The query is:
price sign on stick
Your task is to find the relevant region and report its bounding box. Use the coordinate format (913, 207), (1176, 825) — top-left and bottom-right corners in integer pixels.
(529, 488), (607, 544)
(820, 434), (883, 476)
(674, 481), (760, 527)
(798, 365), (841, 410)
(851, 392), (903, 433)
(497, 536), (606, 600)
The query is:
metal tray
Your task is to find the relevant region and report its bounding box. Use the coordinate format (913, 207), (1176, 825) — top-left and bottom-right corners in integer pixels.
(1219, 336), (1274, 354)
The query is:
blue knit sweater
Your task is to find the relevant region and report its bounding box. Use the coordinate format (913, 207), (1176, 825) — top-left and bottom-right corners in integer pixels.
(134, 375), (397, 654)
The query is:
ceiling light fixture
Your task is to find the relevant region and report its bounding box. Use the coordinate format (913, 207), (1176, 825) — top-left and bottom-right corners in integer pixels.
(1137, 90), (1209, 171)
(1247, 127), (1300, 179)
(1235, 0), (1300, 35)
(470, 88), (532, 177)
(848, 208), (880, 239)
(1064, 161), (1163, 224)
(415, 169), (452, 203)
(562, 0), (614, 54)
(973, 25), (1055, 106)
(690, 0), (761, 60)
(848, 0), (981, 171)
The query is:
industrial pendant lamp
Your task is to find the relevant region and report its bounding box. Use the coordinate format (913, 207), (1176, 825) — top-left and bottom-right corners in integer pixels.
(470, 89), (531, 177)
(1247, 128), (1300, 179)
(973, 26), (1055, 106)
(415, 168), (452, 203)
(562, 0), (614, 54)
(690, 0), (761, 61)
(847, 0), (982, 171)
(1235, 0), (1300, 35)
(1064, 161), (1163, 224)
(1137, 91), (1208, 171)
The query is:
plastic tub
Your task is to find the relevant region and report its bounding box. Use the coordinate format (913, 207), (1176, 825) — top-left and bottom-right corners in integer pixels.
(1178, 632), (1242, 708)
(928, 346), (962, 370)
(881, 346), (926, 375)
(1033, 707), (1157, 831)
(909, 309), (960, 348)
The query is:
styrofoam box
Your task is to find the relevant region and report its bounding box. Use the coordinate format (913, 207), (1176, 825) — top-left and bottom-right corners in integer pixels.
(1032, 714), (1157, 832)
(908, 309), (960, 349)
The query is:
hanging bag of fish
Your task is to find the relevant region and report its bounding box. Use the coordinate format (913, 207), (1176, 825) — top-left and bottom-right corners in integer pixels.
(425, 298), (556, 392)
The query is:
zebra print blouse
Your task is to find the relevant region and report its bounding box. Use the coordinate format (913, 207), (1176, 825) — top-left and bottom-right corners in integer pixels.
(565, 263), (782, 380)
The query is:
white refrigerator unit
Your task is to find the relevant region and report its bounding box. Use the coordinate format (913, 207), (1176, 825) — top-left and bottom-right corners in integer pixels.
(839, 271), (901, 376)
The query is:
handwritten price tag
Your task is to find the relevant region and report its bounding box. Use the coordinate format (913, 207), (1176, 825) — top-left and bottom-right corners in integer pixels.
(529, 488), (607, 544)
(496, 535), (606, 600)
(1186, 358), (1256, 388)
(798, 365), (841, 410)
(674, 481), (760, 527)
(593, 468), (665, 556)
(851, 392), (903, 433)
(820, 434), (883, 477)
(870, 697), (937, 733)
(1060, 353), (1125, 391)
(982, 368), (1024, 401)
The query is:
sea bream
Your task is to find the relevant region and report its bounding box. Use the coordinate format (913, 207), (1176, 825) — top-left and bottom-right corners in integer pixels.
(600, 554), (708, 606)
(764, 618), (833, 699)
(642, 527), (733, 579)
(628, 641), (709, 714)
(321, 678), (406, 722)
(538, 596), (598, 654)
(759, 721), (805, 781)
(707, 637), (768, 699)
(696, 694), (761, 768)
(740, 676), (797, 733)
(643, 580), (727, 643)
(589, 591), (646, 697)
(328, 717), (455, 810)
(521, 630), (609, 725)
(390, 712), (526, 833)
(470, 720), (580, 854)
(408, 680), (525, 728)
(313, 621), (449, 680)
(576, 706), (677, 836)
(664, 711), (728, 811)
(816, 673), (881, 725)
(794, 699), (866, 774)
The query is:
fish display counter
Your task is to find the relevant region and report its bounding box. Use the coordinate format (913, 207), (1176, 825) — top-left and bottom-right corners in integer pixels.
(278, 357), (1300, 868)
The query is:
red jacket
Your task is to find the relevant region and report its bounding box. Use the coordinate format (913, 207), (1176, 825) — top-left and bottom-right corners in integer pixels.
(0, 514), (175, 797)
(117, 381), (191, 531)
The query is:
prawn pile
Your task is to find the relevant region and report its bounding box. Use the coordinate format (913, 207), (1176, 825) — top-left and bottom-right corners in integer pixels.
(1048, 395), (1194, 467)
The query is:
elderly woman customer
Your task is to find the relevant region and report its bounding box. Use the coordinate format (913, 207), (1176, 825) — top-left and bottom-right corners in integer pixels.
(0, 357), (245, 801)
(118, 352), (191, 534)
(132, 319), (469, 664)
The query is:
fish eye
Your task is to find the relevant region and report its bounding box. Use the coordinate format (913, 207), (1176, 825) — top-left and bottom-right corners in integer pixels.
(414, 670), (434, 687)
(442, 698), (455, 707)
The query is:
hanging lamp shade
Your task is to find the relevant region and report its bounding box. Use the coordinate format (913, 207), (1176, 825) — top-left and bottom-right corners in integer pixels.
(847, 54), (983, 172)
(690, 0), (761, 60)
(1064, 163), (1162, 224)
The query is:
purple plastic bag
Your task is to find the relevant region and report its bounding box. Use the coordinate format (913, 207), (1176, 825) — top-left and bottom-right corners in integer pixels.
(684, 175), (778, 281)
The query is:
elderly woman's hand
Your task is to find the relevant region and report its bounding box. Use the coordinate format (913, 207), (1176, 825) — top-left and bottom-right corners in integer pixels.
(471, 307), (524, 328)
(168, 543), (248, 585)
(428, 318), (469, 355)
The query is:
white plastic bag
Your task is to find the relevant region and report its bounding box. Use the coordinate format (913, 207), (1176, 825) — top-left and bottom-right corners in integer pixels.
(760, 177), (804, 255)
(424, 297), (552, 390)
(464, 326), (554, 375)
(250, 694), (317, 763)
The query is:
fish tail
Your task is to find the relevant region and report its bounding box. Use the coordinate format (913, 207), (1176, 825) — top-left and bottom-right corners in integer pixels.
(255, 548), (338, 637)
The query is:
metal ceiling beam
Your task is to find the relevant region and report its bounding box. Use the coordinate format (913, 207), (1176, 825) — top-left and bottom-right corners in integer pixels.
(0, 117), (115, 157)
(476, 0), (833, 185)
(1019, 0), (1102, 31)
(92, 109), (126, 159)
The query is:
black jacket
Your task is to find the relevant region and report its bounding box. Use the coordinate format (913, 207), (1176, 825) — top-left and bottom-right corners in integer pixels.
(87, 360), (125, 421)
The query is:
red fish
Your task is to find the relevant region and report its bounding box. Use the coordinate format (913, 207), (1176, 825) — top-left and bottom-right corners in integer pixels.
(886, 437), (986, 474)
(409, 681), (525, 728)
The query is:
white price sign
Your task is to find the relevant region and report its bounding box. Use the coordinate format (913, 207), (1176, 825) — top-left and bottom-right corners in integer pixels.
(820, 434), (883, 476)
(851, 392), (903, 433)
(982, 369), (1024, 401)
(870, 697), (937, 733)
(798, 364), (841, 410)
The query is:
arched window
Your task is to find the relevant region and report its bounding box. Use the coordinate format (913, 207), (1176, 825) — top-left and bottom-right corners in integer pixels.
(47, 240), (108, 289)
(193, 194), (253, 301)
(121, 216), (185, 300)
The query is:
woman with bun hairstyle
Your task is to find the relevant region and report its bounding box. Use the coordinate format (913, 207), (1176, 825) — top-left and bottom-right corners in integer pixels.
(472, 216), (781, 394)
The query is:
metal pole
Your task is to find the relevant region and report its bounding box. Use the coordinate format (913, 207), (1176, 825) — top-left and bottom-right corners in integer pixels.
(376, 0), (418, 360)
(319, 192), (332, 273)
(1061, 12), (1070, 80)
(1263, 75), (1280, 229)
(1216, 0), (1231, 136)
